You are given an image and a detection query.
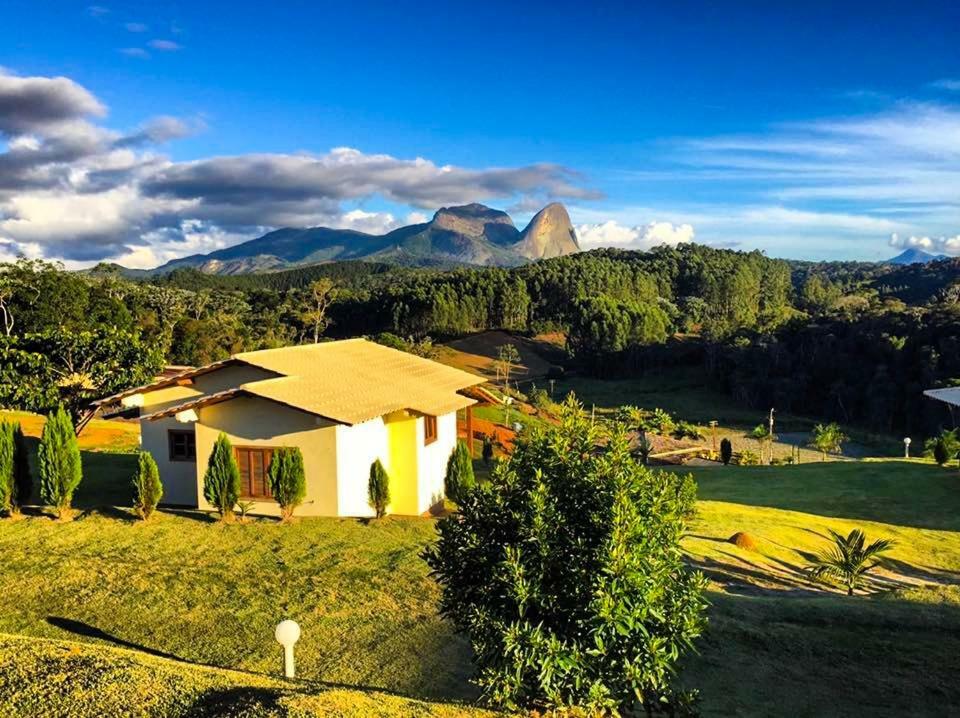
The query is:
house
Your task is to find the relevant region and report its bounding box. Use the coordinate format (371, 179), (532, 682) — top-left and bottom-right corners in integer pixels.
(96, 339), (485, 517)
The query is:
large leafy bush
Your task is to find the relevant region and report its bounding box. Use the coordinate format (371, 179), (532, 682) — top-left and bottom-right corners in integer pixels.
(424, 399), (707, 714)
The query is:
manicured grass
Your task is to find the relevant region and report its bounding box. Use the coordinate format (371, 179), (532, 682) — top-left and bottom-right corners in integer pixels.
(679, 459), (960, 530)
(1, 411), (959, 715)
(1, 410), (140, 454)
(555, 366), (773, 428)
(0, 634), (498, 717)
(0, 511), (471, 704)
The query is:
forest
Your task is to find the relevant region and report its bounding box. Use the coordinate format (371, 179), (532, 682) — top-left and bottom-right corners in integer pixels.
(2, 246), (959, 435)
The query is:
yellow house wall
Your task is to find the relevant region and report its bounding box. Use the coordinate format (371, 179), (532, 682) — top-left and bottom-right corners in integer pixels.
(385, 411), (419, 515)
(193, 396), (339, 517)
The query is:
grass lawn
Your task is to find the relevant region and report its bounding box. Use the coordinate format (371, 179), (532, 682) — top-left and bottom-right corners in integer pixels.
(2, 409), (959, 715)
(0, 634), (497, 718)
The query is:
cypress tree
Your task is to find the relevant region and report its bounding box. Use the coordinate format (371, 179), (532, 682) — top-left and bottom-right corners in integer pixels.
(720, 438), (733, 466)
(12, 423), (32, 512)
(268, 446), (306, 522)
(368, 459), (390, 518)
(203, 433), (241, 520)
(444, 440), (475, 504)
(38, 406), (82, 520)
(0, 421), (14, 515)
(132, 451), (163, 520)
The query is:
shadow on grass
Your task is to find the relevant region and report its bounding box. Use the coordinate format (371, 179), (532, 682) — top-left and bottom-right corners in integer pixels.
(681, 587), (960, 716)
(184, 687), (287, 717)
(157, 507), (220, 524)
(47, 616), (186, 662)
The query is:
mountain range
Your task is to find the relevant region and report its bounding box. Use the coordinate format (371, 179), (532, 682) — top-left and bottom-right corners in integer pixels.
(149, 202), (580, 275)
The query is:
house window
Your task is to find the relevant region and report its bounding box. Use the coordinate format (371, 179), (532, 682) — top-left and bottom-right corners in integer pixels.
(424, 415), (438, 445)
(235, 447), (274, 499)
(168, 430), (196, 461)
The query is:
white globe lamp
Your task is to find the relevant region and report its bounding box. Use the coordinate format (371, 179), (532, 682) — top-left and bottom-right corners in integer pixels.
(903, 437), (911, 459)
(275, 619), (301, 678)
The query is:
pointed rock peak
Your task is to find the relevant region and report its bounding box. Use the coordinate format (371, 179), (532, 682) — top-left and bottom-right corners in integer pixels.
(515, 202), (580, 259)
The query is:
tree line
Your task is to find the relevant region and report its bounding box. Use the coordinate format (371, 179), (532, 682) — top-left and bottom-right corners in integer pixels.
(2, 245), (957, 434)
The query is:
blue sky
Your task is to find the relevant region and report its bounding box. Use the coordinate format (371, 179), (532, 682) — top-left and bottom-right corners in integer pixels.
(1, 0), (959, 266)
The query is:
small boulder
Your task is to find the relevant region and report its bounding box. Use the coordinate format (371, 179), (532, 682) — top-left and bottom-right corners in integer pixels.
(728, 532), (758, 551)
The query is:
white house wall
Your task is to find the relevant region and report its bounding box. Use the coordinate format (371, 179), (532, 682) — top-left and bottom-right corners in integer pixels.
(334, 417), (388, 517)
(416, 412), (457, 514)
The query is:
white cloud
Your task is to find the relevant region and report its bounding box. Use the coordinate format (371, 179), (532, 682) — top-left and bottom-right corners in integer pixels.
(0, 68), (600, 265)
(889, 232), (960, 256)
(148, 39), (182, 51)
(930, 78), (960, 92)
(576, 220), (694, 250)
(119, 47), (150, 59)
(125, 22), (148, 32)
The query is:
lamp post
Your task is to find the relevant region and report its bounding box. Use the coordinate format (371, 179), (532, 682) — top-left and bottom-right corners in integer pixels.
(903, 437), (912, 459)
(275, 620), (301, 678)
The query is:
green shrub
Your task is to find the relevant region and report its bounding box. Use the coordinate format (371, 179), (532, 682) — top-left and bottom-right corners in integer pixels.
(132, 451), (163, 520)
(12, 423), (31, 510)
(368, 459), (390, 518)
(268, 446), (306, 521)
(635, 430), (653, 465)
(444, 440), (475, 504)
(926, 429), (959, 466)
(423, 398), (707, 714)
(0, 421), (14, 515)
(673, 420), (705, 441)
(720, 437), (733, 465)
(739, 449), (760, 466)
(529, 386), (552, 414)
(203, 433), (240, 520)
(38, 406), (82, 520)
(648, 407), (676, 435)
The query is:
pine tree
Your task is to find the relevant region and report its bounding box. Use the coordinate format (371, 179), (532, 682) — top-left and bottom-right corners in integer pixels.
(12, 423), (32, 512)
(481, 435), (494, 466)
(0, 421), (14, 515)
(368, 459), (390, 518)
(132, 451), (163, 520)
(38, 406), (82, 520)
(203, 433), (240, 520)
(720, 438), (733, 466)
(268, 446), (306, 522)
(444, 440), (476, 504)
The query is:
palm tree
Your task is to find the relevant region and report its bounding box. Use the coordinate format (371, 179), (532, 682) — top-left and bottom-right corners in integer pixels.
(748, 424), (774, 464)
(807, 528), (894, 596)
(809, 422), (848, 461)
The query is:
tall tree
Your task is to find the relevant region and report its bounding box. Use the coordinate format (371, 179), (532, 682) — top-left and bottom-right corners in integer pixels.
(302, 278), (338, 343)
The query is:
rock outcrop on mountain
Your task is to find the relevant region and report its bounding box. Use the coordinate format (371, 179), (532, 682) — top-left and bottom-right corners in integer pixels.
(146, 202), (580, 275)
(513, 203), (580, 259)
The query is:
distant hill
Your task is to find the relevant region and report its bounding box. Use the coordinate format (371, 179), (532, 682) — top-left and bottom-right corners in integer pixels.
(145, 202), (580, 275)
(886, 248), (947, 265)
